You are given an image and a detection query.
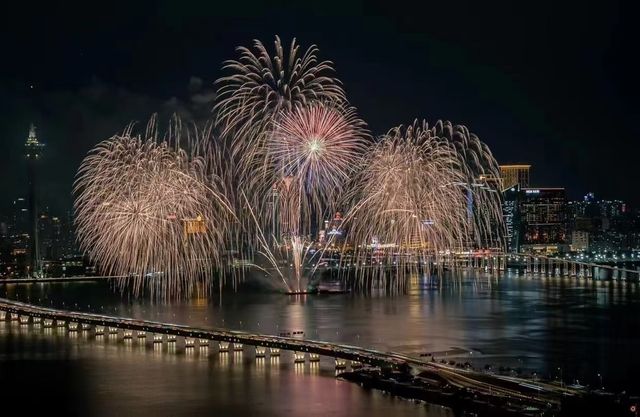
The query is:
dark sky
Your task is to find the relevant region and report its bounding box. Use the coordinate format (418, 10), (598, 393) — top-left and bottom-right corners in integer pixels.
(1, 0), (638, 215)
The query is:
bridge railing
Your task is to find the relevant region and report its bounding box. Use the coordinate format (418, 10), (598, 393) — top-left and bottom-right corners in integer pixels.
(0, 298), (404, 368)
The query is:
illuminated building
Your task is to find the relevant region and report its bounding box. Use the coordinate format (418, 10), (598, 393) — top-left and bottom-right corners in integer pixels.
(502, 185), (521, 253)
(519, 188), (568, 254)
(320, 212), (345, 244)
(38, 209), (63, 261)
(25, 124), (45, 277)
(568, 193), (637, 252)
(571, 230), (589, 252)
(184, 215), (206, 235)
(499, 164), (530, 190)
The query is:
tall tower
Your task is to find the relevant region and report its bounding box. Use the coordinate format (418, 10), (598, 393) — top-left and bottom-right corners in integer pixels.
(25, 124), (45, 277)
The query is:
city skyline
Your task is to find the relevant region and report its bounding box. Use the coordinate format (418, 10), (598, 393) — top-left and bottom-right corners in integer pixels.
(1, 0), (639, 215)
(2, 4), (640, 416)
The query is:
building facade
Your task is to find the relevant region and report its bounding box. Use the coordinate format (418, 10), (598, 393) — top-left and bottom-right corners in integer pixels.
(502, 186), (569, 254)
(519, 188), (568, 253)
(499, 164), (531, 190)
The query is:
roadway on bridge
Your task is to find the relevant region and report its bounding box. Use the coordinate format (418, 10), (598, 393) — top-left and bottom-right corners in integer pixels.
(0, 297), (575, 406)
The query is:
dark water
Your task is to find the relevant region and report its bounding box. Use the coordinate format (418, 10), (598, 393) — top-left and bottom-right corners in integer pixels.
(1, 272), (640, 416)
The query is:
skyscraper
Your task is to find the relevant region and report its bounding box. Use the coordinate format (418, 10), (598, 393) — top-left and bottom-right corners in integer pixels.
(499, 164), (531, 190)
(25, 124), (45, 277)
(519, 187), (568, 254)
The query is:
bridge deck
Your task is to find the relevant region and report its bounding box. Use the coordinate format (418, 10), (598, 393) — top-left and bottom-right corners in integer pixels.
(0, 297), (578, 407)
(0, 298), (404, 368)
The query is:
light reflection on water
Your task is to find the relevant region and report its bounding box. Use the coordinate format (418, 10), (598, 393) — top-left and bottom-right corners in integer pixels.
(1, 271), (640, 415)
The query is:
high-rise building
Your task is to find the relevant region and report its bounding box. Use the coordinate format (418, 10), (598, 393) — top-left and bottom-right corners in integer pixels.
(25, 124), (45, 277)
(11, 197), (29, 236)
(38, 207), (64, 261)
(502, 185), (521, 253)
(519, 188), (568, 253)
(571, 230), (589, 252)
(6, 197), (30, 276)
(568, 193), (637, 252)
(499, 164), (531, 190)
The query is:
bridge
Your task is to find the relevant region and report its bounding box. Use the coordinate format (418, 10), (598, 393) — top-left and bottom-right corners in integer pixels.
(0, 297), (405, 369)
(514, 253), (640, 281)
(429, 251), (640, 281)
(0, 297), (580, 410)
(0, 276), (123, 284)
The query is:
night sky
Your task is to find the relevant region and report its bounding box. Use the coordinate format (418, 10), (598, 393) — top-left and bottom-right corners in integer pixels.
(1, 0), (638, 215)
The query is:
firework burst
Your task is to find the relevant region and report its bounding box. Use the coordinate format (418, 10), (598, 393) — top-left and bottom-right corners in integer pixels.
(341, 119), (503, 288)
(213, 36), (367, 292)
(265, 102), (369, 235)
(214, 36), (346, 148)
(74, 118), (233, 299)
(239, 102), (370, 292)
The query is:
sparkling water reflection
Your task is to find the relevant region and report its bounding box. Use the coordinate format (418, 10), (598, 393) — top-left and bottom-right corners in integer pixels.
(1, 271), (640, 416)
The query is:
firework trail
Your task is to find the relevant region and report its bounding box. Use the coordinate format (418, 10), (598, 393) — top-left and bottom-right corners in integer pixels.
(341, 120), (503, 289)
(214, 36), (368, 292)
(266, 102), (369, 234)
(74, 35), (506, 297)
(431, 120), (504, 248)
(74, 117), (234, 299)
(262, 102), (369, 291)
(235, 102), (369, 292)
(214, 36), (346, 154)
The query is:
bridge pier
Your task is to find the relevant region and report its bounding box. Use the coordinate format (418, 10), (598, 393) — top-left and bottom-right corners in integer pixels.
(95, 325), (105, 335)
(219, 341), (230, 352)
(351, 360), (363, 369)
(233, 343), (243, 351)
(269, 347), (280, 356)
(166, 334), (177, 343)
(199, 339), (209, 347)
(309, 353), (320, 362)
(19, 315), (30, 324)
(68, 322), (79, 331)
(0, 311), (5, 320)
(137, 331), (146, 339)
(123, 330), (133, 339)
(255, 346), (266, 358)
(294, 352), (305, 363)
(32, 316), (42, 324)
(56, 319), (66, 327)
(335, 358), (347, 369)
(108, 326), (118, 334)
(185, 337), (195, 348)
(153, 334), (163, 343)
(43, 319), (54, 327)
